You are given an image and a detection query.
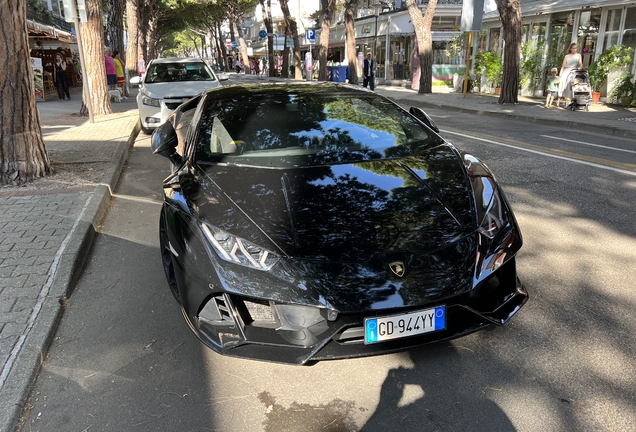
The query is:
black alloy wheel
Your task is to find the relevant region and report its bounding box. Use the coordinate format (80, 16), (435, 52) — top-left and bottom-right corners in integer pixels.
(159, 206), (181, 304)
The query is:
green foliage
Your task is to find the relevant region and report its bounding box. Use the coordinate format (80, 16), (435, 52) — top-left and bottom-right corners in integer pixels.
(444, 29), (468, 60)
(474, 51), (503, 88)
(588, 44), (635, 92)
(520, 38), (545, 91)
(609, 72), (636, 106)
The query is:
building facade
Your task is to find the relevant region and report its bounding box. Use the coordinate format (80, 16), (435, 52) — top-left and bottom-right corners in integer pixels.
(480, 0), (636, 96)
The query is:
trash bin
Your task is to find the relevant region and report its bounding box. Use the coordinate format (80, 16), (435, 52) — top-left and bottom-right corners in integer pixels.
(328, 66), (348, 82)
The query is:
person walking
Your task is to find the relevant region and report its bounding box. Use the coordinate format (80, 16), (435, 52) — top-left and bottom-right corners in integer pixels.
(53, 53), (71, 100)
(363, 52), (376, 91)
(104, 47), (117, 90)
(138, 54), (146, 77)
(112, 50), (127, 99)
(235, 58), (243, 73)
(557, 43), (582, 108)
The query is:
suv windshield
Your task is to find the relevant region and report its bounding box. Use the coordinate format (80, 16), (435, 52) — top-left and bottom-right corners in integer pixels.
(194, 90), (443, 166)
(145, 62), (216, 84)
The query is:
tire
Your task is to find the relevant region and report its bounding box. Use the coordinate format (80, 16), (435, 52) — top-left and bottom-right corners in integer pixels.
(159, 206), (181, 304)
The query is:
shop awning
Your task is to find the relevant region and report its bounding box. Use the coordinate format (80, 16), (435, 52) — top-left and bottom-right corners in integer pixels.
(27, 19), (75, 43)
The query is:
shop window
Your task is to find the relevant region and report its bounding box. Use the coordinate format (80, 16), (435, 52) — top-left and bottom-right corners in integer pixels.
(603, 8), (623, 51)
(489, 28), (500, 53)
(548, 12), (574, 67)
(577, 8), (602, 67)
(622, 7), (636, 59)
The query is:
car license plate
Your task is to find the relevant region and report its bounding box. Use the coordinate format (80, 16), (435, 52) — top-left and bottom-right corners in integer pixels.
(364, 306), (446, 344)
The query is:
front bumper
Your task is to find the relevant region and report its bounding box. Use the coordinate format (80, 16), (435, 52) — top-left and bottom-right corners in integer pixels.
(137, 96), (191, 129)
(178, 257), (527, 365)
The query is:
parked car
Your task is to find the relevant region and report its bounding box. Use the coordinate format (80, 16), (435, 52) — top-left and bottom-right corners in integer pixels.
(130, 57), (226, 134)
(151, 82), (528, 364)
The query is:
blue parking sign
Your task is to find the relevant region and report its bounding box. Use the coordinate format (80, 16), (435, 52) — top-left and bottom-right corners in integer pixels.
(306, 29), (316, 42)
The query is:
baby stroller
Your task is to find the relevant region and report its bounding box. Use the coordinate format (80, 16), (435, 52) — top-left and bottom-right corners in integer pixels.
(566, 69), (592, 111)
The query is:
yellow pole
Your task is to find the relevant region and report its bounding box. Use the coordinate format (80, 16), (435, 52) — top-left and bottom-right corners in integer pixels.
(463, 31), (473, 99)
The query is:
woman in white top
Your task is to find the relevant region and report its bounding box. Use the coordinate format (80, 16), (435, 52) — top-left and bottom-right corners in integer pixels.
(557, 43), (583, 108)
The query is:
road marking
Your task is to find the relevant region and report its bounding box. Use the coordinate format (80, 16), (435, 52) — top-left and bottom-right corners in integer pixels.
(441, 128), (636, 177)
(540, 135), (636, 154)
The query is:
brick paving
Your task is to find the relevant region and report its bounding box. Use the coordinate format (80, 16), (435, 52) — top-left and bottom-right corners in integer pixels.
(0, 87), (139, 431)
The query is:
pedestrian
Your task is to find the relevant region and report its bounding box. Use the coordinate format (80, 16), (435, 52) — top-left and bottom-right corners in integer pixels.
(104, 47), (117, 90)
(53, 52), (71, 100)
(112, 50), (127, 99)
(557, 43), (582, 108)
(254, 58), (260, 75)
(363, 52), (376, 91)
(138, 54), (146, 77)
(235, 58), (242, 73)
(545, 67), (559, 108)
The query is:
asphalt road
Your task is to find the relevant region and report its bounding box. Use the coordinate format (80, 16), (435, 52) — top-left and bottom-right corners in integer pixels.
(18, 110), (636, 432)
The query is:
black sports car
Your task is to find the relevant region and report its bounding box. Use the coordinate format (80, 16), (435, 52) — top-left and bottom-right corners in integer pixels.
(151, 82), (527, 365)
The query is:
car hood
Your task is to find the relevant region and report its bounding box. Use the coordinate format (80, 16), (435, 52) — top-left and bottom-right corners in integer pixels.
(141, 81), (220, 99)
(194, 145), (476, 263)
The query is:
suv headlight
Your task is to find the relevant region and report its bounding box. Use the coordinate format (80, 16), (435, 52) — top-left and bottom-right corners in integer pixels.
(201, 223), (280, 271)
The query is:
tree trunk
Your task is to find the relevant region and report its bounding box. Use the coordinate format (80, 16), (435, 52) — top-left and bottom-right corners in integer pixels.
(216, 22), (228, 71)
(259, 0), (276, 76)
(125, 0), (140, 75)
(138, 1), (150, 60)
(107, 0), (125, 58)
(344, 0), (359, 85)
(280, 0), (302, 79)
(318, 0), (336, 82)
(0, 0), (52, 184)
(495, 0), (522, 104)
(81, 0), (112, 116)
(406, 0), (437, 94)
(236, 24), (251, 74)
(282, 28), (290, 78)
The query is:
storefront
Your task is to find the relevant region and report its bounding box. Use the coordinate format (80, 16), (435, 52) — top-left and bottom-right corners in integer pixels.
(481, 0), (636, 96)
(27, 20), (78, 96)
(328, 2), (463, 85)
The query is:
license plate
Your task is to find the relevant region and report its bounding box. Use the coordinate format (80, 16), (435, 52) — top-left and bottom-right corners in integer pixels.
(364, 306), (446, 344)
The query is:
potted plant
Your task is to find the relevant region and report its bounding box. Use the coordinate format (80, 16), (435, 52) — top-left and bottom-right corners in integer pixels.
(609, 72), (636, 107)
(474, 51), (503, 93)
(588, 44), (635, 102)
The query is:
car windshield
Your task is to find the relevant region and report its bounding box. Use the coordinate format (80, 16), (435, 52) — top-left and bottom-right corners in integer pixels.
(145, 62), (216, 84)
(194, 89), (443, 166)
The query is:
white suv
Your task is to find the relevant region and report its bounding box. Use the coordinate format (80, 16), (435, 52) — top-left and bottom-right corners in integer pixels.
(130, 58), (227, 134)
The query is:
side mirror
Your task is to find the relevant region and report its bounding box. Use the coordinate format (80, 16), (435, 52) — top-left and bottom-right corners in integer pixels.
(129, 76), (142, 86)
(217, 72), (229, 81)
(409, 107), (439, 133)
(151, 121), (182, 165)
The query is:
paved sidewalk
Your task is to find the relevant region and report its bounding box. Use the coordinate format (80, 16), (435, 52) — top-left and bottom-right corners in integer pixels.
(0, 88), (139, 432)
(2, 77), (636, 432)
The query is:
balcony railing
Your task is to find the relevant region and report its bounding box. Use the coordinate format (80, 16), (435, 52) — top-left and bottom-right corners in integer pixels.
(26, 4), (73, 33)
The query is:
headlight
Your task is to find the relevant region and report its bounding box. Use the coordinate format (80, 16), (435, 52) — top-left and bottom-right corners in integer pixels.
(476, 177), (509, 240)
(142, 96), (161, 107)
(201, 223), (280, 271)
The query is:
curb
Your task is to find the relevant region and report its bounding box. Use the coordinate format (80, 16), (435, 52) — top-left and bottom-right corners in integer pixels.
(0, 116), (140, 432)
